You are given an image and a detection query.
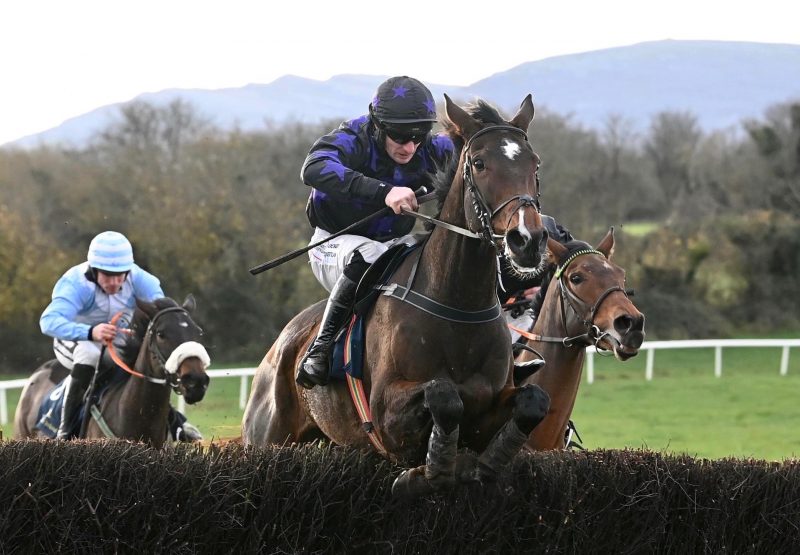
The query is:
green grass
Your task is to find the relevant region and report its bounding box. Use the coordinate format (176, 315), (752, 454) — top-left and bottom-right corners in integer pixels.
(2, 345), (800, 461)
(573, 346), (800, 461)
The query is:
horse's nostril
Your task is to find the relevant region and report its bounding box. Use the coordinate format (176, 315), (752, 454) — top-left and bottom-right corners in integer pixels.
(506, 230), (526, 253)
(615, 315), (633, 335)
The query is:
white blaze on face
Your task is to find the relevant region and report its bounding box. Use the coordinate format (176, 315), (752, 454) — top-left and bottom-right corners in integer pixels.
(516, 208), (532, 241)
(501, 138), (521, 160)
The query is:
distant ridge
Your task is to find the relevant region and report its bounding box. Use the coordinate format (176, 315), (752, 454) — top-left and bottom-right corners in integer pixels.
(7, 40), (800, 149)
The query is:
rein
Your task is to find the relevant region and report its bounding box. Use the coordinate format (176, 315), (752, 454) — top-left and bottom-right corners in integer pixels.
(401, 125), (541, 244)
(381, 124), (543, 323)
(105, 306), (191, 388)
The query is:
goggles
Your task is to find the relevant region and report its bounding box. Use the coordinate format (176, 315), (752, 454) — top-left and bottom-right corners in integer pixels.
(382, 124), (431, 145)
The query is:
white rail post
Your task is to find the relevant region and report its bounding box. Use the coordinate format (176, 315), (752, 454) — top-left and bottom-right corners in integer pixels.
(714, 346), (722, 378)
(177, 394), (185, 414)
(0, 388), (7, 425)
(586, 350), (594, 384)
(645, 349), (654, 381)
(780, 346), (790, 376)
(240, 376), (248, 409)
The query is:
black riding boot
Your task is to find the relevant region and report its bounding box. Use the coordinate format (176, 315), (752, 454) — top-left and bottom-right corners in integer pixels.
(296, 273), (359, 389)
(56, 363), (95, 440)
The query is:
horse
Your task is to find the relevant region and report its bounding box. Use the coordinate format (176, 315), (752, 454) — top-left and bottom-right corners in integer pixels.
(14, 296), (211, 448)
(514, 229), (646, 451)
(243, 93), (552, 498)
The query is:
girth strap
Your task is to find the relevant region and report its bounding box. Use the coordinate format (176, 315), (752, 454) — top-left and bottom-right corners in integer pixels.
(378, 283), (501, 324)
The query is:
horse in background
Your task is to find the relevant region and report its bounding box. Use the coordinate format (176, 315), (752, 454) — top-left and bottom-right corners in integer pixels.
(515, 229), (645, 450)
(244, 94), (551, 498)
(15, 296), (210, 448)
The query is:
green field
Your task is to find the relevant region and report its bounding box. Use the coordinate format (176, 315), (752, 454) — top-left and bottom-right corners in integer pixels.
(572, 345), (800, 461)
(2, 344), (799, 461)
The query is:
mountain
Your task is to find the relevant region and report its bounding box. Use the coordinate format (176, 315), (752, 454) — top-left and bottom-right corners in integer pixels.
(7, 40), (800, 148)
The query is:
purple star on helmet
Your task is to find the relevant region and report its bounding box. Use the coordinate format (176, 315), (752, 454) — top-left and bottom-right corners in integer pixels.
(392, 86), (409, 98)
(372, 95), (380, 107)
(332, 133), (357, 154)
(320, 160), (346, 181)
(425, 99), (436, 114)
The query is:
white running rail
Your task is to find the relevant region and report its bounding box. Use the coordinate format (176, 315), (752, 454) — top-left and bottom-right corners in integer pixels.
(1, 338), (798, 426)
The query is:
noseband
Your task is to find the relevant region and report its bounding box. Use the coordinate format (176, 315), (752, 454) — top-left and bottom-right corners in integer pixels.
(462, 125), (542, 246)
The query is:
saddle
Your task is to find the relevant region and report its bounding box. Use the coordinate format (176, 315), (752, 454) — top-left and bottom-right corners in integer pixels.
(329, 243), (421, 381)
(34, 361), (127, 439)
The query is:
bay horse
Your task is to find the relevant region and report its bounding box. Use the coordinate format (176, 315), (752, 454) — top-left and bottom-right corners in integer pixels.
(14, 296), (211, 448)
(515, 230), (645, 450)
(243, 94), (552, 498)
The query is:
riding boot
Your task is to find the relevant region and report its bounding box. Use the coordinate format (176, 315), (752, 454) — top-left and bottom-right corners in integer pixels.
(56, 363), (95, 440)
(296, 272), (359, 389)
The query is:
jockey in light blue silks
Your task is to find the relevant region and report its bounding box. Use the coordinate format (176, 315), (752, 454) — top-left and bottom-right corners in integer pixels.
(40, 231), (199, 440)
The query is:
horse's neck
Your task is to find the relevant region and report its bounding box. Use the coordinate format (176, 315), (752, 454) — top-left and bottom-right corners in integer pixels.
(416, 181), (498, 307)
(105, 345), (171, 445)
(527, 281), (586, 450)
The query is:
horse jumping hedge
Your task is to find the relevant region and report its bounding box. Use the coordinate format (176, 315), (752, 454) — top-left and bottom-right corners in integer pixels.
(0, 441), (797, 553)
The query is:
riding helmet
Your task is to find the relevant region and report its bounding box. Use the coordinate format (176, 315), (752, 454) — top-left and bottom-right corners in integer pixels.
(87, 231), (134, 273)
(369, 76), (437, 136)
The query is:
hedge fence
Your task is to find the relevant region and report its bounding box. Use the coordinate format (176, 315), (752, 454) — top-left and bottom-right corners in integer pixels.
(0, 441), (797, 553)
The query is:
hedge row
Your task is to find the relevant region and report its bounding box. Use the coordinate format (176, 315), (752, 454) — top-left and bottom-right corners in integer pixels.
(1, 441), (797, 553)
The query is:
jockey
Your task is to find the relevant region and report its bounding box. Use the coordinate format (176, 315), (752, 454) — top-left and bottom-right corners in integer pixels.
(40, 231), (200, 441)
(296, 76), (455, 389)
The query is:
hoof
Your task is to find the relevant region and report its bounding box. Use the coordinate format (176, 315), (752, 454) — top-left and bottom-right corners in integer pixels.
(391, 466), (434, 500)
(454, 452), (481, 484)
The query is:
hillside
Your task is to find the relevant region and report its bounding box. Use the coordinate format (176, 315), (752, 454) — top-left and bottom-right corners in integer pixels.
(7, 40), (800, 148)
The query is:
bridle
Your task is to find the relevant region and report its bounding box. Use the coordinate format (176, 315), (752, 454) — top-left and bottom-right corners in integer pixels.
(555, 250), (627, 351)
(106, 306), (201, 392)
(509, 249), (630, 352)
(461, 125), (542, 246)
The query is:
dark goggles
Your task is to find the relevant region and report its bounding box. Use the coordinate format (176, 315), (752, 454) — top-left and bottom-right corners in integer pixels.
(383, 125), (430, 145)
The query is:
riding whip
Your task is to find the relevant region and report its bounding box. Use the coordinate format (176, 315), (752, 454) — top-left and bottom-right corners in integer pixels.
(249, 187), (436, 275)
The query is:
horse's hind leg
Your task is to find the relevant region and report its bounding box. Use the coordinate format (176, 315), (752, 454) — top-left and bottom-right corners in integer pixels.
(476, 383), (549, 482)
(392, 379), (463, 498)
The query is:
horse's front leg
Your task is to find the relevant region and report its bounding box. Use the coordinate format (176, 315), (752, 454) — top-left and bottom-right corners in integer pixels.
(391, 379), (463, 498)
(476, 383), (550, 482)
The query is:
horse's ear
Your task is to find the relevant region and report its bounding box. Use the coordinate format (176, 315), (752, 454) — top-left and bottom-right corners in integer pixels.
(182, 294), (196, 313)
(596, 227), (616, 260)
(509, 94), (535, 132)
(136, 298), (158, 319)
(546, 237), (567, 266)
(444, 94), (480, 140)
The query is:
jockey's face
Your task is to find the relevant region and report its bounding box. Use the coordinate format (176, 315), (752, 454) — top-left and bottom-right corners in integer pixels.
(96, 270), (127, 295)
(384, 134), (421, 165)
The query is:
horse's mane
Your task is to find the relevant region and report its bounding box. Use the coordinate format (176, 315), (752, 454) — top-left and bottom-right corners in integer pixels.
(530, 239), (594, 319)
(117, 297), (181, 365)
(428, 99), (511, 223)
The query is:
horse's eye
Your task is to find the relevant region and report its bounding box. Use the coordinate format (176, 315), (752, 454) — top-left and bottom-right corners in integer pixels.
(473, 159), (485, 171)
(157, 330), (166, 339)
(569, 274), (583, 285)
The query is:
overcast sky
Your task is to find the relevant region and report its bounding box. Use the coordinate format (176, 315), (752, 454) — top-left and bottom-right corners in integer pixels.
(2, 0), (798, 145)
